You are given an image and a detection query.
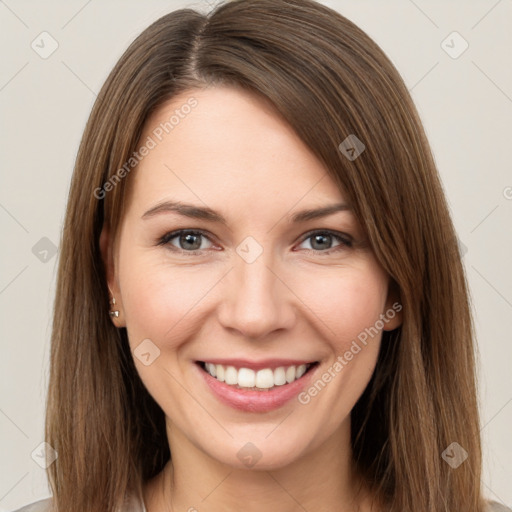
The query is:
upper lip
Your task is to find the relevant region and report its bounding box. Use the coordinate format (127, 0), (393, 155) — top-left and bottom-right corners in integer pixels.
(197, 359), (318, 371)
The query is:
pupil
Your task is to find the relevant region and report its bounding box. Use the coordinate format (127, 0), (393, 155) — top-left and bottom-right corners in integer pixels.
(181, 233), (201, 250)
(312, 234), (331, 250)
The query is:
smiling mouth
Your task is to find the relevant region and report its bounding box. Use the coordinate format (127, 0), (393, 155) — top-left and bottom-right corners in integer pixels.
(196, 361), (319, 391)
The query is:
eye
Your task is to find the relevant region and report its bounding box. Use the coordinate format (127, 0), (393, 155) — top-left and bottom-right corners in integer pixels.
(296, 230), (352, 254)
(157, 229), (353, 256)
(158, 230), (215, 253)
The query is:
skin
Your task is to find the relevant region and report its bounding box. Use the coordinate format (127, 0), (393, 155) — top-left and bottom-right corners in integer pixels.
(101, 86), (401, 512)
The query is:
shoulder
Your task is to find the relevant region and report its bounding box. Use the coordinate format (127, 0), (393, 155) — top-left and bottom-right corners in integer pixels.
(10, 496), (509, 512)
(10, 497), (53, 512)
(10, 493), (146, 512)
(486, 501), (512, 512)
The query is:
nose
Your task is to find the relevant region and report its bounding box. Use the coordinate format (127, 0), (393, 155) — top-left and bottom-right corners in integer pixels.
(217, 250), (296, 340)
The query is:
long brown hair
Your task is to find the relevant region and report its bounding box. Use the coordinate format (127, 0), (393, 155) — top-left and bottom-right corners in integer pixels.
(46, 1), (483, 510)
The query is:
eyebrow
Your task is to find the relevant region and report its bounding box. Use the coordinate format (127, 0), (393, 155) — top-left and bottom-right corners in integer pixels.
(141, 200), (351, 224)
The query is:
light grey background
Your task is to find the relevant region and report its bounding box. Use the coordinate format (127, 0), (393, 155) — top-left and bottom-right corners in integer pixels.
(1, 0), (511, 510)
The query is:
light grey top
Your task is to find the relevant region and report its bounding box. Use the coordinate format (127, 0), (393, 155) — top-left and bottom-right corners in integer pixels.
(11, 492), (147, 512)
(10, 495), (511, 511)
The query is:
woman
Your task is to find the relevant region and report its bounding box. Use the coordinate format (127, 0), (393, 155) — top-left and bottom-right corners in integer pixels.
(13, 0), (509, 511)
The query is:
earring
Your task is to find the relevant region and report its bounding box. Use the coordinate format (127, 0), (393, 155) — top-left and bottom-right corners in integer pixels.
(108, 286), (120, 318)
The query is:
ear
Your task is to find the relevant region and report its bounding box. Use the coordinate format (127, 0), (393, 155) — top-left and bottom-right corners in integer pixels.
(99, 224), (125, 327)
(382, 279), (403, 331)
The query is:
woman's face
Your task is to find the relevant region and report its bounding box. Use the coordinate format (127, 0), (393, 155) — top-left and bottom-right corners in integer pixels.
(104, 85), (401, 470)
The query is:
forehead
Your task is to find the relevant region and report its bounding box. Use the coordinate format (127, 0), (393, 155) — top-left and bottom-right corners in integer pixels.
(127, 86), (346, 217)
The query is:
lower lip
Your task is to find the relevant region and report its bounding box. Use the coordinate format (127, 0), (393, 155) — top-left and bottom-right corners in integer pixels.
(195, 362), (318, 413)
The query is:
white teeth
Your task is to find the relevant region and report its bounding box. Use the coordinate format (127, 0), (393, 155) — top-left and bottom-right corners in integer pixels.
(238, 368), (255, 388)
(255, 369), (274, 389)
(273, 366), (286, 386)
(296, 364), (307, 378)
(285, 366), (296, 383)
(206, 363), (216, 377)
(225, 365), (238, 385)
(202, 362), (313, 389)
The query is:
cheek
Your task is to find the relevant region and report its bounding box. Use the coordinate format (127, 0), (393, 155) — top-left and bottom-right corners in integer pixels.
(292, 267), (388, 429)
(291, 264), (389, 347)
(117, 248), (218, 348)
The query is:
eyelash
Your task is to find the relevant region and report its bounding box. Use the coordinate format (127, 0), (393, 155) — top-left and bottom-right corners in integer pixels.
(157, 229), (353, 256)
